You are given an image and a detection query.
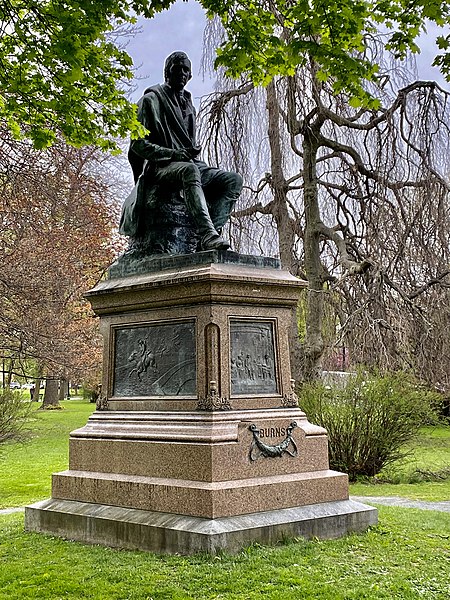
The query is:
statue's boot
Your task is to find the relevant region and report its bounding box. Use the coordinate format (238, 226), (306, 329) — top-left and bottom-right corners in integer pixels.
(200, 231), (230, 251)
(184, 186), (230, 251)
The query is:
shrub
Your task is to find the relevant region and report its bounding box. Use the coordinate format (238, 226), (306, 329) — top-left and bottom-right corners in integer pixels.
(0, 389), (33, 454)
(300, 370), (441, 481)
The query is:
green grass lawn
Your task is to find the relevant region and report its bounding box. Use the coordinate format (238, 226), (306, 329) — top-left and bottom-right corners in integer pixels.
(0, 400), (95, 509)
(350, 425), (450, 502)
(0, 402), (449, 598)
(0, 506), (449, 599)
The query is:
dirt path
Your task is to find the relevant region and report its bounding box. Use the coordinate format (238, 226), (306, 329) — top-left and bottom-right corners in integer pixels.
(0, 507), (24, 515)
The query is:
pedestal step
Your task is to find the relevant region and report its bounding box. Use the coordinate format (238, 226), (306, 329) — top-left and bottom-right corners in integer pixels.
(52, 468), (348, 519)
(25, 498), (378, 555)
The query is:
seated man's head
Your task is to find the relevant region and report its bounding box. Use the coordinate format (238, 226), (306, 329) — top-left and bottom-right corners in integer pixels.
(164, 51), (192, 91)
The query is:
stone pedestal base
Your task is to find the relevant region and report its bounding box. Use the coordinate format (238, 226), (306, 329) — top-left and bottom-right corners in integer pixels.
(24, 252), (377, 553)
(24, 407), (377, 552)
(26, 498), (377, 555)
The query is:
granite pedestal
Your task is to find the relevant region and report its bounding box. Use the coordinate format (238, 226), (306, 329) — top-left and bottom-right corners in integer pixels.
(25, 251), (377, 553)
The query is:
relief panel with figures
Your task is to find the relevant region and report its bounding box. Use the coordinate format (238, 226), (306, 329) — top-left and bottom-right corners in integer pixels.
(113, 321), (196, 397)
(230, 320), (278, 395)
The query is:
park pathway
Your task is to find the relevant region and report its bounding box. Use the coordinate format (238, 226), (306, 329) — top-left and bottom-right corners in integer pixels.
(351, 496), (450, 513)
(1, 497), (450, 516)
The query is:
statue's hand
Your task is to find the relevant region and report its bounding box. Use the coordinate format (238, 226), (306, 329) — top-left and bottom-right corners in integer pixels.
(187, 145), (202, 157)
(171, 148), (193, 162)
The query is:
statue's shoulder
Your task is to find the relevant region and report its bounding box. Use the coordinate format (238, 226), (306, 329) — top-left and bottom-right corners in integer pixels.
(139, 85), (172, 112)
(142, 84), (171, 103)
(142, 84), (162, 97)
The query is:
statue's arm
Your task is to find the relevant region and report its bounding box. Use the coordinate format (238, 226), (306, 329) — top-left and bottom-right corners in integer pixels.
(130, 139), (173, 162)
(129, 93), (180, 164)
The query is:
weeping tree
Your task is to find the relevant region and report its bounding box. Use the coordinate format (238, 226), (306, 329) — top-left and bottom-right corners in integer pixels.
(194, 0), (450, 383)
(198, 18), (450, 383)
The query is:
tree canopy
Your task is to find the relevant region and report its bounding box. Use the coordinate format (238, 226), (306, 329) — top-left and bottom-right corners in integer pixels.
(2, 1), (450, 149)
(0, 0), (159, 149)
(202, 0), (450, 106)
(0, 126), (125, 386)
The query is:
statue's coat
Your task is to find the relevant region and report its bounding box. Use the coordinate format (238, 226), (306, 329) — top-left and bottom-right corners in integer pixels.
(119, 84), (196, 237)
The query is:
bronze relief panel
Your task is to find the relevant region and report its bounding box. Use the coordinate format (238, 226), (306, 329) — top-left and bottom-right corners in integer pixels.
(113, 320), (196, 397)
(230, 320), (278, 395)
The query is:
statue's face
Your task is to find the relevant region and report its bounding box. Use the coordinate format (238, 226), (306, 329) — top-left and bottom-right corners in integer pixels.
(167, 57), (192, 91)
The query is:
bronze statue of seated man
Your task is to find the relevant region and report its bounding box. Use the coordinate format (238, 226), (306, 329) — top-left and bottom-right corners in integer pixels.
(119, 51), (243, 256)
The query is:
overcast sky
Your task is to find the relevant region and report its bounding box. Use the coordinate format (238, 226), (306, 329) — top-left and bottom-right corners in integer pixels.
(125, 0), (448, 108)
(126, 1), (212, 104)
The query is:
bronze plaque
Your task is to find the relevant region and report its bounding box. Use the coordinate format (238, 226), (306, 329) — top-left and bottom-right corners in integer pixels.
(230, 320), (277, 395)
(113, 321), (196, 397)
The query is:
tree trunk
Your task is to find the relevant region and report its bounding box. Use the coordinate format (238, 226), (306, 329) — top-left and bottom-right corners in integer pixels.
(41, 378), (60, 409)
(58, 379), (68, 402)
(32, 364), (44, 402)
(266, 80), (305, 383)
(302, 124), (325, 381)
(6, 358), (14, 387)
(266, 80), (295, 272)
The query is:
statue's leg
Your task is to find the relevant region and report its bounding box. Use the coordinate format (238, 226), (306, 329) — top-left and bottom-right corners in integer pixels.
(199, 166), (243, 231)
(154, 162), (230, 251)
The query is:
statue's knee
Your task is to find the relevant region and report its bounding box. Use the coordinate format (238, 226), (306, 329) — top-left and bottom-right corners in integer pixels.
(223, 171), (243, 193)
(233, 172), (243, 191)
(181, 163), (201, 184)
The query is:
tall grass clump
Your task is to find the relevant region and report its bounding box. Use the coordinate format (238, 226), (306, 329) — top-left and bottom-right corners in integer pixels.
(0, 389), (32, 454)
(301, 371), (441, 481)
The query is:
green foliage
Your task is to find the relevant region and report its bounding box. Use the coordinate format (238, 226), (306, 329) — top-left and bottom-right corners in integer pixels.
(0, 0), (165, 149)
(0, 390), (33, 451)
(1, 507), (450, 598)
(201, 0), (450, 106)
(4, 0), (450, 147)
(301, 371), (441, 481)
